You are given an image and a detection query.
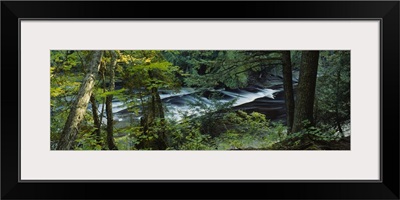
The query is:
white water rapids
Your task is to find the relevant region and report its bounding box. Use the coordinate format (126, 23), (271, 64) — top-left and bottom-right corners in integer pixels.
(92, 87), (280, 124)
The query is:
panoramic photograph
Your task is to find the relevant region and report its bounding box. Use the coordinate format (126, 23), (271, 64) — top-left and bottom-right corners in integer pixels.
(51, 50), (350, 150)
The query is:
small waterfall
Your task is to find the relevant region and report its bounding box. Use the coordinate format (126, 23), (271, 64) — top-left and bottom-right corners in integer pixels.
(159, 87), (196, 99)
(220, 88), (279, 106)
(100, 86), (281, 124)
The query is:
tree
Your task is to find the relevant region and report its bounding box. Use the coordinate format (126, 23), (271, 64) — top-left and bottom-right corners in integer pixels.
(334, 51), (350, 135)
(90, 94), (101, 143)
(119, 50), (182, 149)
(292, 51), (320, 133)
(281, 51), (295, 133)
(105, 51), (118, 150)
(57, 51), (103, 150)
(314, 51), (350, 134)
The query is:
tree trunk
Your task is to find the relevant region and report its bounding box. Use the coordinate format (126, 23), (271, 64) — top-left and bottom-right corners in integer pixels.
(106, 51), (118, 150)
(151, 87), (166, 149)
(336, 63), (344, 136)
(90, 94), (101, 143)
(281, 51), (295, 133)
(292, 51), (320, 133)
(138, 87), (166, 150)
(99, 67), (106, 124)
(137, 67), (167, 150)
(151, 87), (165, 119)
(57, 51), (103, 150)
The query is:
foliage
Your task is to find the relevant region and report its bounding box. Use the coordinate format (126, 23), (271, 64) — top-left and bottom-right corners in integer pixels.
(73, 110), (105, 150)
(267, 119), (345, 150)
(214, 111), (285, 149)
(182, 95), (235, 136)
(118, 51), (184, 116)
(50, 50), (88, 145)
(314, 51), (350, 130)
(102, 110), (290, 150)
(164, 50), (281, 89)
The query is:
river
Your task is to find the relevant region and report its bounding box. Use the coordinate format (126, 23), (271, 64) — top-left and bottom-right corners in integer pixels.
(91, 88), (287, 131)
(86, 73), (295, 129)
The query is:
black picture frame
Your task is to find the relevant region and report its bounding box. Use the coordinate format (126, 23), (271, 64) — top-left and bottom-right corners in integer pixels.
(1, 1), (399, 199)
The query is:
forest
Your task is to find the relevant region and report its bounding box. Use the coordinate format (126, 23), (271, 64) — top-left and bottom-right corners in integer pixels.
(51, 50), (350, 150)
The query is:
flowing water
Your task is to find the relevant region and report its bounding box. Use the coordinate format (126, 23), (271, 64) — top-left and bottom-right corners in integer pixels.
(90, 85), (286, 128)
